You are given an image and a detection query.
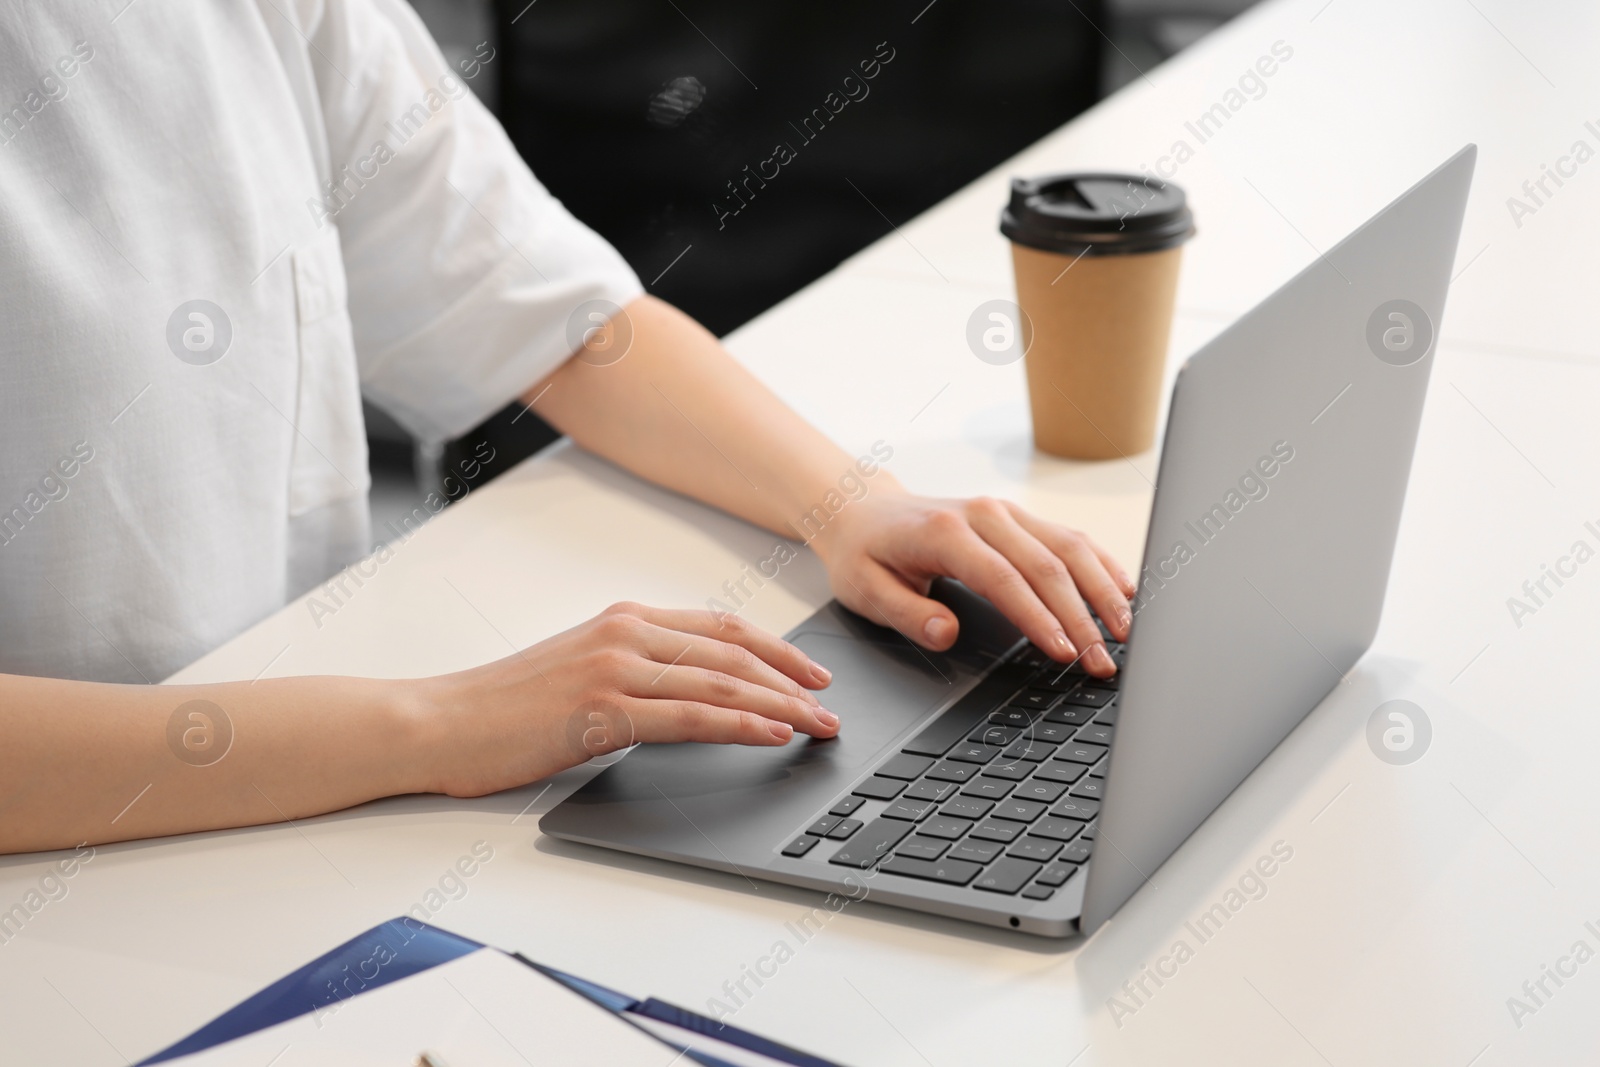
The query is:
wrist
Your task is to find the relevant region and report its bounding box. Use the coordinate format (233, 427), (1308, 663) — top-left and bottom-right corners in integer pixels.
(381, 675), (459, 796)
(806, 473), (908, 567)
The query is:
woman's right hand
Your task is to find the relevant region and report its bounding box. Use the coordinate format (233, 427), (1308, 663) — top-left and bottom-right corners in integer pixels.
(415, 601), (838, 798)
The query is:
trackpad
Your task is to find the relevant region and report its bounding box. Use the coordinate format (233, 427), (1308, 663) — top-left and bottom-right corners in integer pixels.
(787, 631), (957, 770)
(539, 587), (1019, 863)
(559, 631), (964, 807)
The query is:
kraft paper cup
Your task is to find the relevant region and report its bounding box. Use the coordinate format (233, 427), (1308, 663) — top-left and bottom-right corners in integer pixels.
(1000, 173), (1195, 460)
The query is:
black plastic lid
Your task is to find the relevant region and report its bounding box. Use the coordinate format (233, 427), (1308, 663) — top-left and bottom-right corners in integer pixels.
(1000, 173), (1195, 256)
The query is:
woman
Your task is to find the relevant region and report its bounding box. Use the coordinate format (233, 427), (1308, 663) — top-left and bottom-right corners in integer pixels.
(0, 0), (1132, 855)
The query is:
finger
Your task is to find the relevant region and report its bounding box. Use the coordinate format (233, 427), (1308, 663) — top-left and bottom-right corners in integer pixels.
(1040, 518), (1138, 600)
(966, 503), (1109, 668)
(919, 512), (1081, 663)
(1008, 508), (1134, 647)
(631, 622), (825, 710)
(1091, 538), (1139, 600)
(618, 696), (796, 746)
(999, 506), (1131, 645)
(631, 662), (838, 737)
(617, 603), (831, 689)
(834, 559), (961, 651)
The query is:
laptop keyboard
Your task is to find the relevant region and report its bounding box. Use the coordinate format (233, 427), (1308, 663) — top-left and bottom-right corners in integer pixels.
(779, 627), (1123, 903)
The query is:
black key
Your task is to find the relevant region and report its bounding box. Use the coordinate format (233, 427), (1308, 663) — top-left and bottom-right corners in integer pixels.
(1034, 722), (1077, 743)
(988, 708), (1038, 728)
(879, 855), (981, 886)
(852, 776), (905, 801)
(1020, 884), (1056, 901)
(1055, 741), (1108, 765)
(781, 836), (819, 858)
(947, 741), (1002, 764)
(1007, 690), (1058, 711)
(881, 797), (937, 822)
(829, 795), (865, 817)
(1081, 672), (1121, 690)
(1080, 817), (1098, 840)
(1009, 837), (1062, 863)
(1001, 738), (1056, 763)
(1070, 778), (1105, 801)
(895, 835), (951, 861)
(1031, 761), (1088, 785)
(1060, 687), (1113, 708)
(1042, 705), (1095, 727)
(903, 779), (958, 803)
(1029, 816), (1085, 842)
(879, 753), (935, 781)
(1014, 779), (1068, 804)
(949, 838), (1005, 864)
(973, 857), (1042, 894)
(970, 724), (1022, 746)
(960, 778), (1014, 801)
(1015, 643), (1053, 670)
(926, 760), (976, 783)
(1057, 839), (1093, 864)
(942, 796), (994, 821)
(807, 815), (841, 837)
(980, 760), (1033, 782)
(899, 663), (1034, 757)
(1092, 707), (1119, 727)
(899, 714), (967, 759)
(1076, 724), (1115, 747)
(993, 798), (1047, 823)
(829, 819), (912, 868)
(918, 815), (974, 840)
(826, 818), (863, 840)
(969, 819), (1023, 844)
(1036, 667), (1084, 693)
(1036, 863), (1080, 887)
(1050, 798), (1100, 822)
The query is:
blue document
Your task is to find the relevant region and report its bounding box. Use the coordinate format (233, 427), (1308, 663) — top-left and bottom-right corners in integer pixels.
(135, 917), (847, 1067)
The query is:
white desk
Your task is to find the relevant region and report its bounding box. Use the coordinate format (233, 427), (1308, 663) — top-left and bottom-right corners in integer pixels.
(6, 0), (1600, 1061)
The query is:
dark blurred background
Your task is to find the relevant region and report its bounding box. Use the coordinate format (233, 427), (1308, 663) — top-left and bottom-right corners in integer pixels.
(370, 0), (1257, 545)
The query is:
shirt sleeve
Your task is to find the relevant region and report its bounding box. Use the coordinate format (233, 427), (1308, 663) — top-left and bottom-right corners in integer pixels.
(299, 0), (642, 445)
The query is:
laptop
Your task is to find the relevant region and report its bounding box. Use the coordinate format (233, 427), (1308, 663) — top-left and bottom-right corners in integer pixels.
(542, 146), (1476, 937)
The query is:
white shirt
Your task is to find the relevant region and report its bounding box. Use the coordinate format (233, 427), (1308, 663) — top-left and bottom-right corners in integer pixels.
(0, 0), (641, 682)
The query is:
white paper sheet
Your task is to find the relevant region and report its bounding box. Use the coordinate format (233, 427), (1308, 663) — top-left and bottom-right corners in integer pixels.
(160, 948), (682, 1067)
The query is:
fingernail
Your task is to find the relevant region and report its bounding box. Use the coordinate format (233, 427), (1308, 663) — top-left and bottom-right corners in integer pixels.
(809, 661), (832, 685)
(1088, 644), (1115, 674)
(924, 616), (954, 646)
(1053, 630), (1077, 658)
(769, 722), (794, 742)
(816, 709), (840, 728)
(1117, 608), (1132, 631)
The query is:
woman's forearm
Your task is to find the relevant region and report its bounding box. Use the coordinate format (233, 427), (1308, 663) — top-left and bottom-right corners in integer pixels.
(0, 672), (430, 855)
(530, 295), (899, 552)
(0, 600), (842, 856)
(529, 295), (1136, 665)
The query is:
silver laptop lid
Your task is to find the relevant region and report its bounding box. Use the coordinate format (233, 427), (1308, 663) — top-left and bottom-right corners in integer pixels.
(1080, 146), (1476, 933)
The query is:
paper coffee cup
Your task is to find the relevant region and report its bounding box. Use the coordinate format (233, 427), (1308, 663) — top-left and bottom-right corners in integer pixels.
(1001, 173), (1195, 459)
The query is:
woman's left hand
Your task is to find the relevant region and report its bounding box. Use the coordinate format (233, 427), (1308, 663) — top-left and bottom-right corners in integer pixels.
(811, 487), (1136, 677)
